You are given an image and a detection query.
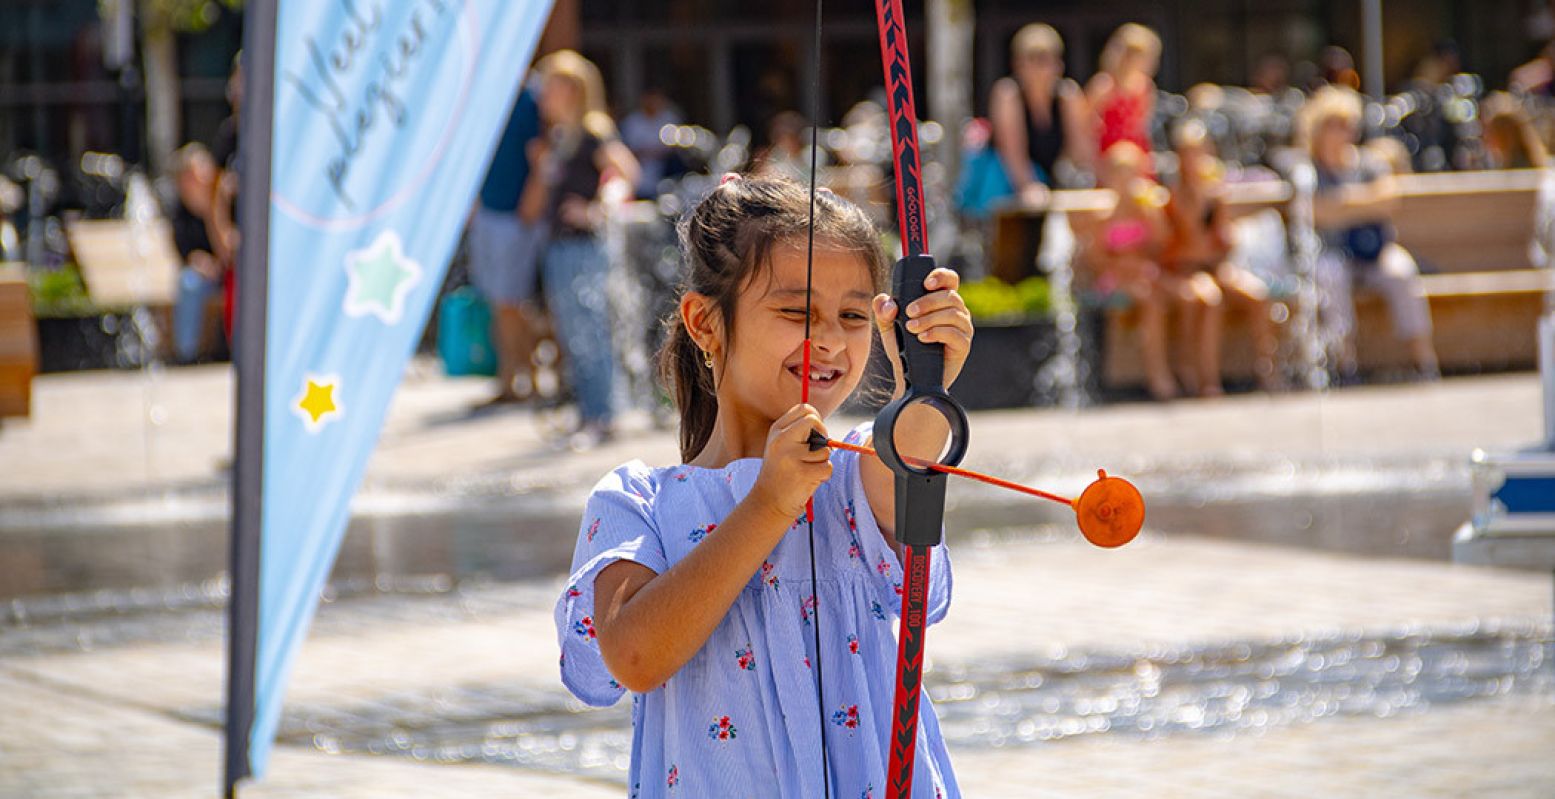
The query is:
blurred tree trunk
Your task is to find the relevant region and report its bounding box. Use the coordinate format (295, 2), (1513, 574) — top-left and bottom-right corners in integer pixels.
(141, 16), (180, 176)
(928, 0), (973, 184)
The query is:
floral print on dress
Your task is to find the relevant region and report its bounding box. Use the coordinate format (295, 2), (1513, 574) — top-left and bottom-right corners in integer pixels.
(673, 471), (689, 482)
(846, 533), (864, 562)
(831, 704), (860, 731)
(554, 427), (960, 797)
(707, 715), (738, 740)
(876, 556), (893, 578)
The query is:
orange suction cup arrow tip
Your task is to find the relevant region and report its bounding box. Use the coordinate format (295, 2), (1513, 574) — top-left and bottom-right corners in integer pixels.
(1073, 469), (1145, 549)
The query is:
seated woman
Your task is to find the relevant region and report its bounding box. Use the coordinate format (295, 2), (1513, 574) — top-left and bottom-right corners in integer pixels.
(1480, 92), (1549, 170)
(1163, 119), (1281, 396)
(986, 23), (1093, 281)
(1301, 86), (1439, 381)
(1082, 141), (1176, 400)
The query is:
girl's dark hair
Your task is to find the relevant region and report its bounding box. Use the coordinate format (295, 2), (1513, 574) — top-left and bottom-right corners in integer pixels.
(660, 175), (888, 462)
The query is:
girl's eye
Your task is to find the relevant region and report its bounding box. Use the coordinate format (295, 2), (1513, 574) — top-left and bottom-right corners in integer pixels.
(842, 312), (869, 322)
(780, 308), (809, 318)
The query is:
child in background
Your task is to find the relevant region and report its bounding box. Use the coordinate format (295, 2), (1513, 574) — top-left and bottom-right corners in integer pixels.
(1084, 141), (1176, 400)
(1087, 23), (1162, 158)
(555, 176), (974, 797)
(1163, 119), (1281, 396)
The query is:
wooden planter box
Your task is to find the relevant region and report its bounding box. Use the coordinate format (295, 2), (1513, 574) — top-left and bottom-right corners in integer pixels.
(0, 264), (38, 418)
(36, 314), (128, 373)
(948, 316), (1057, 410)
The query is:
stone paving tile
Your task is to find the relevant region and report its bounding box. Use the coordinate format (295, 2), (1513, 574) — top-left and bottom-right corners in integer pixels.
(0, 670), (621, 799)
(1, 365), (1543, 506)
(935, 535), (1553, 660)
(953, 694), (1555, 798)
(4, 535), (1551, 796)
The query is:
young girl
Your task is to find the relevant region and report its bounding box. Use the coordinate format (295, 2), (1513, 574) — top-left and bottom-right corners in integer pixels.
(1082, 141), (1176, 401)
(1162, 119), (1281, 396)
(520, 50), (640, 447)
(555, 175), (973, 797)
(1086, 23), (1161, 159)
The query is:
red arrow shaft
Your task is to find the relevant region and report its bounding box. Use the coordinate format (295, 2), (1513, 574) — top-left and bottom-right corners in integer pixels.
(822, 438), (1076, 508)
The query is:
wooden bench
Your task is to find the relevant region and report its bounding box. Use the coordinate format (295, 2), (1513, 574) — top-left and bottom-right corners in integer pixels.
(996, 182), (1301, 390)
(995, 170), (1554, 393)
(0, 263), (38, 418)
(1391, 169), (1544, 274)
(65, 218), (180, 309)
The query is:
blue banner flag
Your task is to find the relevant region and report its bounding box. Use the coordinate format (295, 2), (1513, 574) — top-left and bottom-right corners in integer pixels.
(237, 0), (553, 780)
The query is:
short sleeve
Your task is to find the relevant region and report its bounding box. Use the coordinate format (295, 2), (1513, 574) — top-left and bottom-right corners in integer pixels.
(836, 422), (953, 627)
(554, 462), (667, 706)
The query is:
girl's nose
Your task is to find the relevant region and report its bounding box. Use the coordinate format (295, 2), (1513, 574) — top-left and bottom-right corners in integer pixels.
(809, 316), (844, 355)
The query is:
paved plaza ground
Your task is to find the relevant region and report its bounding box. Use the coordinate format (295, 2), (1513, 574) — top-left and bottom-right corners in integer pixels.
(1, 365), (1552, 797)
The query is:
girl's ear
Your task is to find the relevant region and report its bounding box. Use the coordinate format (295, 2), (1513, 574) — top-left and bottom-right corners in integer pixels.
(680, 291), (723, 355)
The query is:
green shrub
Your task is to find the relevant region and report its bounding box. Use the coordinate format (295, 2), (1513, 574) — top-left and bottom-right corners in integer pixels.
(959, 275), (1051, 323)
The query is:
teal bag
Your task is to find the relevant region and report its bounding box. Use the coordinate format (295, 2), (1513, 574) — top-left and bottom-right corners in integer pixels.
(438, 287), (497, 377)
(955, 144), (1047, 220)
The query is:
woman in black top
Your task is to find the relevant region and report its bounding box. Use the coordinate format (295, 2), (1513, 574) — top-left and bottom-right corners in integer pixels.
(987, 23), (1094, 280)
(521, 50), (639, 447)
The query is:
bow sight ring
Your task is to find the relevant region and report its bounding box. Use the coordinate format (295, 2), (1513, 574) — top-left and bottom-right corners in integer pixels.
(872, 253), (971, 549)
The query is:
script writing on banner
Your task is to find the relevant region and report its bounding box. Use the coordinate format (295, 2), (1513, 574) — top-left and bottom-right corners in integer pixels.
(278, 0), (468, 216)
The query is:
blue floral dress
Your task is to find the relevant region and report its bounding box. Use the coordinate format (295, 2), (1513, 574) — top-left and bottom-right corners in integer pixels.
(555, 423), (959, 798)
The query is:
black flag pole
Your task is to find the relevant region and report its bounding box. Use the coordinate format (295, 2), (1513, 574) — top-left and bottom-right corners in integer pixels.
(225, 0), (277, 795)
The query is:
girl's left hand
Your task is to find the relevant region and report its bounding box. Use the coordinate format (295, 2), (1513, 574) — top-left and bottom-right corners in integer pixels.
(873, 267), (974, 397)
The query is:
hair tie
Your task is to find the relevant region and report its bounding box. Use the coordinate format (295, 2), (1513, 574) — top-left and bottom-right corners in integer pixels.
(719, 172), (743, 186)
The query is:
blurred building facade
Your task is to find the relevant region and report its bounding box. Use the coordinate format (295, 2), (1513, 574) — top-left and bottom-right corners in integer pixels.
(581, 0), (1539, 140)
(1, 0), (243, 177)
(0, 0), (1545, 174)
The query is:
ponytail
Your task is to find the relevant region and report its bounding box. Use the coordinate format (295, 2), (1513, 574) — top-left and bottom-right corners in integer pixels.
(659, 315), (719, 463)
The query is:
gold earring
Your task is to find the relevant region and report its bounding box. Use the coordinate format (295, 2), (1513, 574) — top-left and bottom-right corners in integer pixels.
(703, 350), (715, 368)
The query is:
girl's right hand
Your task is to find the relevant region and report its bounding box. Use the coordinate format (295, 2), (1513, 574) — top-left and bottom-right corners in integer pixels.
(750, 404), (833, 521)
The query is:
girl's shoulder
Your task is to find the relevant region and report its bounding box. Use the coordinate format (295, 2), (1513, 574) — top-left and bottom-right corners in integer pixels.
(588, 458), (764, 504)
(586, 460), (666, 510)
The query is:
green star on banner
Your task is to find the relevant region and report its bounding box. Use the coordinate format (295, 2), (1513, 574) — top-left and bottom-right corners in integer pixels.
(343, 230), (423, 325)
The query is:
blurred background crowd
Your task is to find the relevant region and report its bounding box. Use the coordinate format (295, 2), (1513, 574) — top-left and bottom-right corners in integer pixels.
(4, 0), (1555, 440)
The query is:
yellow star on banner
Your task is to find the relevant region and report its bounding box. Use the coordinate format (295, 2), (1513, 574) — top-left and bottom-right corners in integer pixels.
(292, 374), (343, 433)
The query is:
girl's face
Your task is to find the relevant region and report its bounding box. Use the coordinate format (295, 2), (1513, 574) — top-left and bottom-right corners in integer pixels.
(1314, 115), (1357, 167)
(539, 74), (582, 126)
(1120, 48), (1159, 78)
(1015, 49), (1062, 86)
(719, 242), (877, 423)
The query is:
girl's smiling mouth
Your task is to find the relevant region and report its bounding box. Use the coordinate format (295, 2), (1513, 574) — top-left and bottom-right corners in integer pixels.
(787, 362), (844, 389)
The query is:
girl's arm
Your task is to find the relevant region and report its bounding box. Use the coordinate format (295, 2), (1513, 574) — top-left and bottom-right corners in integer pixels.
(518, 137), (551, 224)
(989, 77), (1040, 196)
(207, 169), (239, 263)
(592, 404), (832, 693)
(596, 138), (641, 192)
(858, 268), (973, 541)
(1058, 78), (1097, 172)
(1311, 176), (1399, 228)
